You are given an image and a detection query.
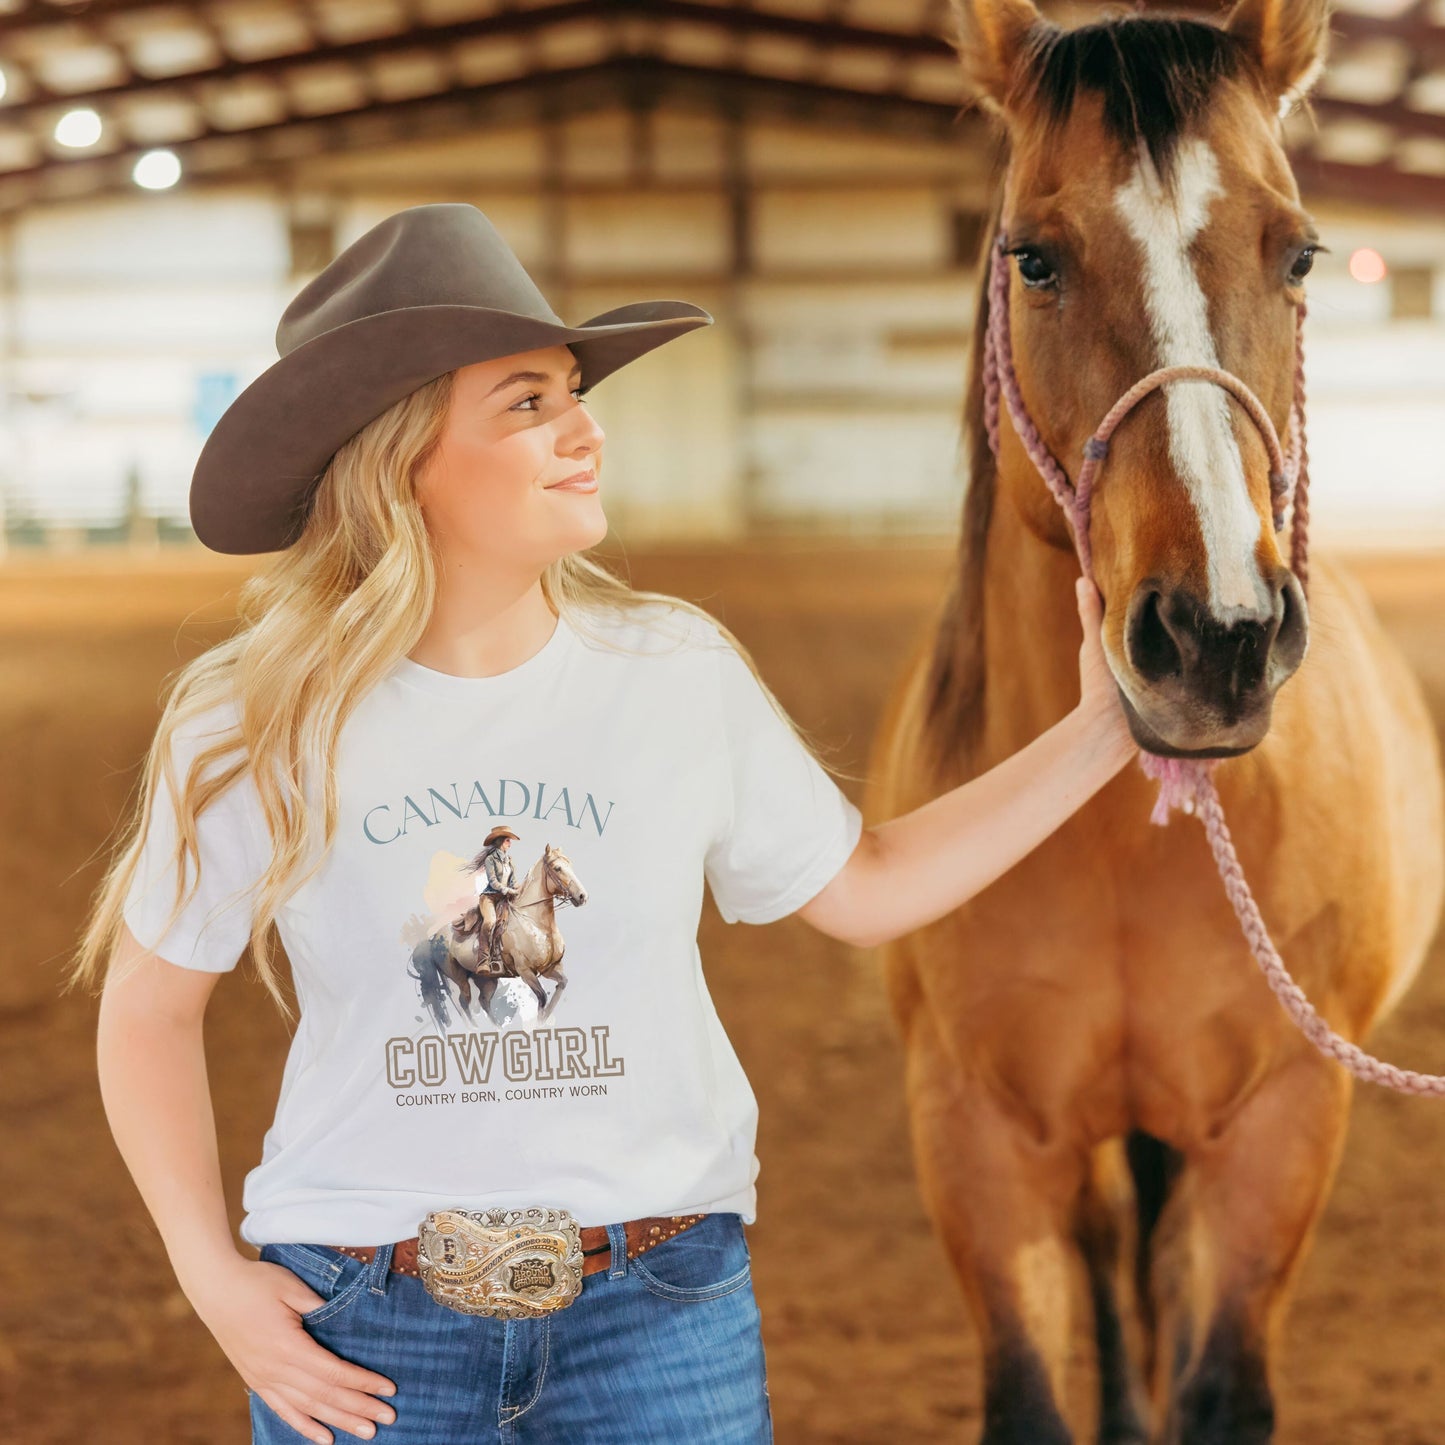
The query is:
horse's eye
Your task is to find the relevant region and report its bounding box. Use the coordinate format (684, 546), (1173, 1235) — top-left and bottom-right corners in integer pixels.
(1288, 246), (1316, 283)
(1011, 247), (1057, 289)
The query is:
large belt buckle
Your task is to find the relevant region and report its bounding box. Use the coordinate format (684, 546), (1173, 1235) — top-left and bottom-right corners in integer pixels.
(416, 1206), (584, 1319)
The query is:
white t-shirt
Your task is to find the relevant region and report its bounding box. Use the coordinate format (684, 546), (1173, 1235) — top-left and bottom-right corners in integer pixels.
(122, 601), (863, 1247)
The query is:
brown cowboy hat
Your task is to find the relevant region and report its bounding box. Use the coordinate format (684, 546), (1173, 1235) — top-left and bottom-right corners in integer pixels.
(189, 202), (713, 555)
(483, 826), (520, 846)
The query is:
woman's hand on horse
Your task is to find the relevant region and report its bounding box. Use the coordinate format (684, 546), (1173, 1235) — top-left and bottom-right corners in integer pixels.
(187, 1252), (398, 1444)
(1074, 576), (1136, 770)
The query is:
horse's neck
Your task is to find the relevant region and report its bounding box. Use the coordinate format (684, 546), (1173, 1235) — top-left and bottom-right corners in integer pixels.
(511, 859), (557, 931)
(978, 471), (1089, 754)
(514, 859), (546, 905)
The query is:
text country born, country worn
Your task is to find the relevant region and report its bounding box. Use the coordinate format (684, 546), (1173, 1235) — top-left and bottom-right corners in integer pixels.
(386, 1024), (626, 1090)
(393, 1083), (611, 1107)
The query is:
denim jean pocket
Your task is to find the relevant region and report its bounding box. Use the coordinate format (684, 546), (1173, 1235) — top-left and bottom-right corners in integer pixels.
(630, 1213), (753, 1302)
(258, 1242), (371, 1326)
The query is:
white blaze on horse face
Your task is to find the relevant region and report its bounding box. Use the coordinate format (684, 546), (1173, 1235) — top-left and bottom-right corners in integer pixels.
(1114, 136), (1270, 623)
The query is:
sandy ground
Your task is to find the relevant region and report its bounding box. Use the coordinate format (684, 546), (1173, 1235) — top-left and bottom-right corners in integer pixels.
(2, 539), (1443, 1444)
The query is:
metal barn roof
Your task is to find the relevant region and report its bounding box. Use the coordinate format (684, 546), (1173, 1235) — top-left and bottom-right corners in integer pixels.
(0, 0), (1439, 212)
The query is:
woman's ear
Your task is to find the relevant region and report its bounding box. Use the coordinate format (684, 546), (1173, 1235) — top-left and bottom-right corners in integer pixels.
(1226, 0), (1330, 111)
(948, 0), (1047, 116)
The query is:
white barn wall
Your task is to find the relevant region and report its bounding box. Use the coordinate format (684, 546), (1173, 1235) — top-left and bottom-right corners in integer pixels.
(3, 191), (288, 529)
(571, 286), (744, 541)
(752, 187), (950, 271)
(0, 108), (1441, 546)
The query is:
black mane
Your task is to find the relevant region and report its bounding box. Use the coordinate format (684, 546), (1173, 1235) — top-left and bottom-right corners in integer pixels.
(1019, 15), (1250, 176)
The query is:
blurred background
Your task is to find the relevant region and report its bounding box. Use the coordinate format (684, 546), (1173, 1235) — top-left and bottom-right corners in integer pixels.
(2, 2), (1443, 1442)
(0, 0), (1440, 545)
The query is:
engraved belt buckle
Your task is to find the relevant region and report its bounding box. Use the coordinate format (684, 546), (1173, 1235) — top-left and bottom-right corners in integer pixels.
(416, 1206), (584, 1319)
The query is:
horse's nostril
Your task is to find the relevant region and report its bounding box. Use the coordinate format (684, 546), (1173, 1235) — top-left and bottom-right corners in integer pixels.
(1268, 568), (1310, 683)
(1128, 589), (1183, 685)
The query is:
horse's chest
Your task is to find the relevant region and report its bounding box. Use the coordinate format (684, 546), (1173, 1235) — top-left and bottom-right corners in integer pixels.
(938, 840), (1316, 1143)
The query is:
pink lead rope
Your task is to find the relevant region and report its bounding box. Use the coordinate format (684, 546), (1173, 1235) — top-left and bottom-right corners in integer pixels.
(982, 232), (1445, 1095)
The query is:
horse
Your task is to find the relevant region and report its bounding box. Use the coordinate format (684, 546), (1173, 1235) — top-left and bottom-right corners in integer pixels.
(863, 1), (1445, 1441)
(409, 843), (588, 1030)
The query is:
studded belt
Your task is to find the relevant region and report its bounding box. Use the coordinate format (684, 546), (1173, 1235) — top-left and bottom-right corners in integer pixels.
(324, 1208), (707, 1318)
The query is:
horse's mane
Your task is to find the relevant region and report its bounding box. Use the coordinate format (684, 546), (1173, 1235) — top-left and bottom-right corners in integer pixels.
(921, 13), (1252, 769)
(921, 186), (1002, 772)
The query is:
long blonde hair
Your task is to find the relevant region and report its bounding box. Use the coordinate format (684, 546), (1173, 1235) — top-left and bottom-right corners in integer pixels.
(64, 368), (856, 1021)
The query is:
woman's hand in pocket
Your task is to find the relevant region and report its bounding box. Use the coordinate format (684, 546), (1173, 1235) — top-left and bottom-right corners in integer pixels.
(187, 1252), (397, 1444)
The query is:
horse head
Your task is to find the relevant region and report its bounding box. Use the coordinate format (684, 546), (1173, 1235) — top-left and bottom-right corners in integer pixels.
(539, 843), (588, 906)
(954, 0), (1323, 756)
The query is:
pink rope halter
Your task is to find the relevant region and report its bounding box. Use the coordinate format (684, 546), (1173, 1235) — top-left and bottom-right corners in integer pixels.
(983, 230), (1443, 1096)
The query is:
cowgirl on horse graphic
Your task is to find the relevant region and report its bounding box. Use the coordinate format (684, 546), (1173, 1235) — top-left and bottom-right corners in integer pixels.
(453, 825), (521, 971)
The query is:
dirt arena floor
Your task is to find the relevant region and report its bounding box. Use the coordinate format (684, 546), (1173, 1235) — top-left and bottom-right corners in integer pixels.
(2, 539), (1443, 1444)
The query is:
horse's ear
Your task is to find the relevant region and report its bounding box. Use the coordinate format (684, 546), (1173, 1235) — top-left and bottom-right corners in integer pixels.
(1226, 0), (1330, 110)
(948, 0), (1046, 115)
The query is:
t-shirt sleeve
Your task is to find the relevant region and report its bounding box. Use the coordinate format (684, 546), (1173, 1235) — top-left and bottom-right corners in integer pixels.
(702, 629), (864, 926)
(121, 704), (269, 972)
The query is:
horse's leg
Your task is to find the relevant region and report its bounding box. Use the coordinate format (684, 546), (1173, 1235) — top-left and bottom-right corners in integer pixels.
(457, 970), (478, 1021)
(536, 967), (565, 1022)
(514, 964), (549, 1015)
(1157, 1054), (1352, 1445)
(1074, 1139), (1151, 1444)
(478, 977), (499, 1024)
(409, 940), (451, 1032)
(446, 957), (473, 1017)
(907, 1010), (1085, 1445)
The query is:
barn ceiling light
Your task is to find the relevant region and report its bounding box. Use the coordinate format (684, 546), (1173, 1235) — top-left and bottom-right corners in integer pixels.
(133, 149), (181, 190)
(1348, 247), (1388, 283)
(54, 108), (102, 147)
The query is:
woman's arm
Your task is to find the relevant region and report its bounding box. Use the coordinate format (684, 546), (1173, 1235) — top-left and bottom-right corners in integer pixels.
(96, 930), (241, 1294)
(797, 577), (1137, 949)
(98, 925), (400, 1444)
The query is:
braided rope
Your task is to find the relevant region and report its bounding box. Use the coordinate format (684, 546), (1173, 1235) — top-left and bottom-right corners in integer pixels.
(984, 242), (1085, 550)
(1288, 306), (1312, 592)
(984, 232), (1443, 1094)
(1195, 772), (1445, 1094)
(982, 272), (1002, 464)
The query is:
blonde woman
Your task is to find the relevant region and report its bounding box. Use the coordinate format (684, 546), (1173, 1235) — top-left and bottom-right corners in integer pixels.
(69, 204), (1135, 1445)
(455, 824), (520, 968)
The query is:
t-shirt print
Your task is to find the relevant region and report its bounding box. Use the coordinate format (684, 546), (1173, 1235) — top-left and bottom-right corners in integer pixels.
(364, 766), (628, 1111)
(409, 834), (588, 1030)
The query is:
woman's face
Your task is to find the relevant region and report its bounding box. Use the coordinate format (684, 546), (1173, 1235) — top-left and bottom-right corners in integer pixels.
(414, 343), (606, 570)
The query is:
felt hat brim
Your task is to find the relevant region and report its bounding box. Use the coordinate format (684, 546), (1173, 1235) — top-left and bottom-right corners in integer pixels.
(189, 299), (712, 555)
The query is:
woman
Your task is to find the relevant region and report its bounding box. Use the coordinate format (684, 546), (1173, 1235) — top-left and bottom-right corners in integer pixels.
(69, 203), (1136, 1445)
(455, 824), (520, 969)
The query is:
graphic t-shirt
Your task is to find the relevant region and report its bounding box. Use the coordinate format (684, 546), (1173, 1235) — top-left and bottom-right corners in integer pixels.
(122, 601), (863, 1247)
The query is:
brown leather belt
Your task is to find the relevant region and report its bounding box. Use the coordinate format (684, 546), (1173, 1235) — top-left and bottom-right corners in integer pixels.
(328, 1213), (707, 1281)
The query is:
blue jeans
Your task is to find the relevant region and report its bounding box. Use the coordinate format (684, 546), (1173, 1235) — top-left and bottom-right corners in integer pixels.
(250, 1211), (773, 1443)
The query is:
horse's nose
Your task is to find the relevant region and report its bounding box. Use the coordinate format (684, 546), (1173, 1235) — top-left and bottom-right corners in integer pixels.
(1124, 567), (1308, 717)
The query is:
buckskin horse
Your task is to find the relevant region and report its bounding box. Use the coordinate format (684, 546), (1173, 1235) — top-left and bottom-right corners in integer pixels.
(864, 0), (1445, 1440)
